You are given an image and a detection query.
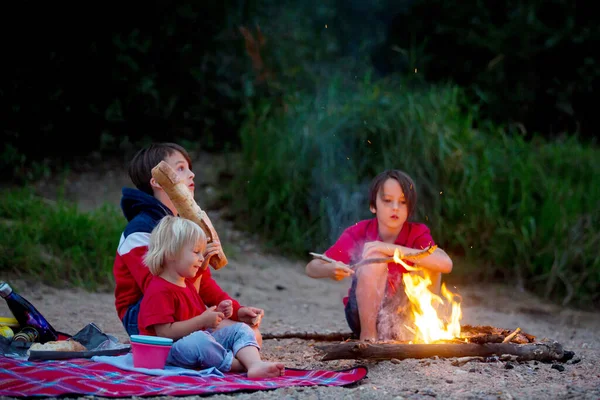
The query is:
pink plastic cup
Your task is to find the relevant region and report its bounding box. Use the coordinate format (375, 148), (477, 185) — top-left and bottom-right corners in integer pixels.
(130, 335), (173, 369)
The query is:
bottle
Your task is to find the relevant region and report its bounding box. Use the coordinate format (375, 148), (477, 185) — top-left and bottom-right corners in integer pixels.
(12, 327), (38, 342)
(0, 281), (58, 343)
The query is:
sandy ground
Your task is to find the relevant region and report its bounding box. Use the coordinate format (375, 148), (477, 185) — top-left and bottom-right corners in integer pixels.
(2, 152), (600, 399)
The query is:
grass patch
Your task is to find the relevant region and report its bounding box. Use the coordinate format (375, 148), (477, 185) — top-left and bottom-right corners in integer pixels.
(0, 187), (124, 291)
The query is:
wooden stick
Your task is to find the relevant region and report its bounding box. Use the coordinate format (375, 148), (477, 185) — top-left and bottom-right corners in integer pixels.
(263, 331), (354, 341)
(502, 327), (522, 343)
(308, 252), (337, 264)
(350, 257), (396, 269)
(151, 161), (228, 270)
(315, 340), (567, 362)
(459, 325), (534, 344)
(309, 253), (395, 271)
(468, 334), (505, 344)
(309, 246), (437, 270)
(451, 356), (485, 367)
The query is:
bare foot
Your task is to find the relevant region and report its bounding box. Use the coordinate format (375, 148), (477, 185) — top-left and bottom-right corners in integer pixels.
(247, 361), (285, 378)
(359, 335), (377, 343)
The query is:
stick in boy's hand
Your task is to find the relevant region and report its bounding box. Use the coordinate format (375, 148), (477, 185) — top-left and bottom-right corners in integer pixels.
(310, 245), (437, 271)
(309, 252), (338, 264)
(309, 253), (354, 280)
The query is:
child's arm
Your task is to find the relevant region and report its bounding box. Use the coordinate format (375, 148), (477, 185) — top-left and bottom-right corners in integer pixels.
(118, 234), (155, 292)
(191, 240), (223, 293)
(306, 226), (358, 280)
(237, 306), (265, 327)
(362, 242), (453, 274)
(153, 306), (224, 340)
(306, 259), (355, 280)
(198, 268), (242, 319)
(200, 269), (265, 326)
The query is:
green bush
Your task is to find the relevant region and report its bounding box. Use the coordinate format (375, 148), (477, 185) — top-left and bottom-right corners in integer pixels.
(0, 188), (124, 290)
(234, 74), (600, 309)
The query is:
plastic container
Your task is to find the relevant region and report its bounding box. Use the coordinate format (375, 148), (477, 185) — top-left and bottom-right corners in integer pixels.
(130, 335), (173, 369)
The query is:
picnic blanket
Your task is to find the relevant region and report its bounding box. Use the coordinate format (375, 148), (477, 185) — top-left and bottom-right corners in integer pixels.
(0, 355), (368, 397)
(92, 353), (226, 377)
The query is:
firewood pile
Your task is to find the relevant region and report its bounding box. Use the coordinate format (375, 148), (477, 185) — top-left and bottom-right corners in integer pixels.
(263, 325), (575, 365)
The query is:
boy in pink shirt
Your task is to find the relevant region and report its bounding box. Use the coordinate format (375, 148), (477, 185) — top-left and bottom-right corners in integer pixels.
(306, 170), (453, 342)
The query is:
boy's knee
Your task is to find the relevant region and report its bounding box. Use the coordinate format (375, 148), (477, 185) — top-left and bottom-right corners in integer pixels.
(234, 322), (256, 338)
(168, 331), (230, 369)
(234, 323), (261, 346)
(357, 262), (388, 279)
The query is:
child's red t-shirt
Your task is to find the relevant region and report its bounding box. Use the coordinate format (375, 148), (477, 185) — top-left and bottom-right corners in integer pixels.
(138, 277), (205, 335)
(324, 218), (435, 305)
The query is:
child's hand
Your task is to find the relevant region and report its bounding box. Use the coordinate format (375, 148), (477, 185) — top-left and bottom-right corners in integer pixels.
(217, 299), (233, 319)
(201, 241), (222, 270)
(329, 262), (354, 281)
(238, 306), (264, 327)
(200, 306), (224, 329)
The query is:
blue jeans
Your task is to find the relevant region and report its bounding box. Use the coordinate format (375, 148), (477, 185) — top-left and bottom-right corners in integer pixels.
(167, 323), (259, 372)
(344, 277), (361, 338)
(121, 298), (142, 336)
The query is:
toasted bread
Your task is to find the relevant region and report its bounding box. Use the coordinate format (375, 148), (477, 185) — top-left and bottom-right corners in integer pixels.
(30, 339), (87, 352)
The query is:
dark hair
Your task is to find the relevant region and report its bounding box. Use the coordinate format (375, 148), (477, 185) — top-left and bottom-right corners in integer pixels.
(369, 169), (417, 218)
(128, 143), (193, 195)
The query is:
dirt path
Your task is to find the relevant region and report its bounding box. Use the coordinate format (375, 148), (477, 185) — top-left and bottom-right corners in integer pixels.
(3, 152), (599, 399)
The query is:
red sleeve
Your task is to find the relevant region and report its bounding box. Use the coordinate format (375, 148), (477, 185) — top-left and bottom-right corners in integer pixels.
(114, 232), (155, 319)
(324, 230), (355, 264)
(409, 223), (436, 250)
(197, 268), (242, 321)
(119, 232), (154, 291)
(138, 281), (177, 332)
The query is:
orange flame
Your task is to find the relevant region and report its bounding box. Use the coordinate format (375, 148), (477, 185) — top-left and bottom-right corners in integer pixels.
(393, 249), (462, 343)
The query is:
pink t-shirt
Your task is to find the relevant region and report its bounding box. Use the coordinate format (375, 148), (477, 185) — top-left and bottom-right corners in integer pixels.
(324, 218), (435, 305)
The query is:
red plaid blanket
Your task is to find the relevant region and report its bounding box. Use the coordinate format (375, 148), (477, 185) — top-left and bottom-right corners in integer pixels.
(0, 356), (367, 397)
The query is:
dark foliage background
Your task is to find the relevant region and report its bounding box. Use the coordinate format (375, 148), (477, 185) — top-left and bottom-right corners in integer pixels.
(374, 0), (600, 140)
(3, 1), (597, 175)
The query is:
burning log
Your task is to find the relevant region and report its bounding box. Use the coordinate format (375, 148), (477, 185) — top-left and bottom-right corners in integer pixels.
(316, 340), (570, 363)
(261, 325), (534, 344)
(151, 160), (227, 269)
(460, 325), (535, 344)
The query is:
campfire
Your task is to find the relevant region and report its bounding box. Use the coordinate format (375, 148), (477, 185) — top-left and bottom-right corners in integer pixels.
(391, 248), (462, 344)
(269, 248), (575, 365)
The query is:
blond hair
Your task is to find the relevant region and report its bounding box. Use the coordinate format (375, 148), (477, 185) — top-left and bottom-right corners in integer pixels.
(144, 216), (207, 275)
